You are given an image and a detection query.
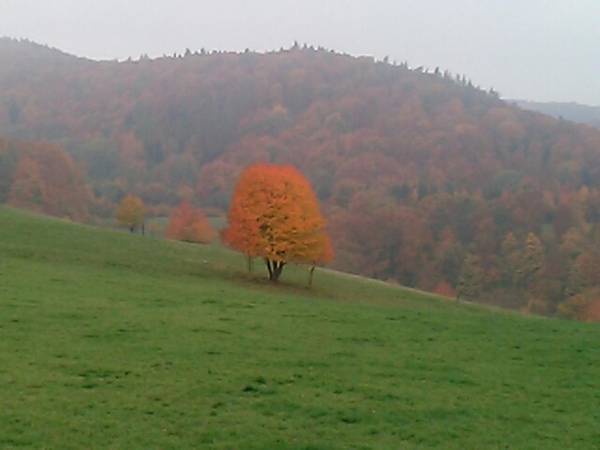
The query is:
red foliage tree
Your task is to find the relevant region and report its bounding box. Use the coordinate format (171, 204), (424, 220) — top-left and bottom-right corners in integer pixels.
(166, 201), (215, 244)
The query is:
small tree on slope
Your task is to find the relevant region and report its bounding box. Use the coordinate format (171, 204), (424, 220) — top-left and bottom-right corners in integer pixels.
(116, 194), (145, 233)
(166, 201), (215, 244)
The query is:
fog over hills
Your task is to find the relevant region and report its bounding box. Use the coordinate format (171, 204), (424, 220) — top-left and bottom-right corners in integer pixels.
(513, 100), (600, 129)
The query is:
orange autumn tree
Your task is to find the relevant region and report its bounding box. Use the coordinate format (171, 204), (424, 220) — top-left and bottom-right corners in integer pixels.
(166, 201), (215, 244)
(116, 194), (146, 233)
(223, 164), (333, 282)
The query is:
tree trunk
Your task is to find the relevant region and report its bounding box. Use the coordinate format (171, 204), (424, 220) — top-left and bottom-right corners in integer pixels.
(276, 262), (285, 281)
(265, 259), (285, 282)
(247, 255), (253, 273)
(265, 258), (273, 280)
(308, 265), (316, 287)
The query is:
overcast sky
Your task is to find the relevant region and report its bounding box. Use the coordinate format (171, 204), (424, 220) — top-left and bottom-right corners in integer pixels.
(1, 0), (599, 105)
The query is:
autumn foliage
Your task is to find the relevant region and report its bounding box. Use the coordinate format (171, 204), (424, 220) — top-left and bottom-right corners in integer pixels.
(0, 138), (89, 221)
(166, 201), (215, 244)
(6, 40), (600, 315)
(223, 164), (333, 281)
(116, 194), (145, 233)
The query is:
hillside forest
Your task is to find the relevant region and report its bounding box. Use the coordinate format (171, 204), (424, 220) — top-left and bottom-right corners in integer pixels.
(2, 38), (600, 319)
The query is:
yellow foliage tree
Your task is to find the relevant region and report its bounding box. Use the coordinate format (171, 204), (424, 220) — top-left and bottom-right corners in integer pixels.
(116, 194), (145, 233)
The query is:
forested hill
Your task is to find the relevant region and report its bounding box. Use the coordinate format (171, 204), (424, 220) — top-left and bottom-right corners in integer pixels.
(3, 37), (600, 318)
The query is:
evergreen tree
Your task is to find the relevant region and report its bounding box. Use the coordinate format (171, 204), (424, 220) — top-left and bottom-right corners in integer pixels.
(457, 254), (483, 301)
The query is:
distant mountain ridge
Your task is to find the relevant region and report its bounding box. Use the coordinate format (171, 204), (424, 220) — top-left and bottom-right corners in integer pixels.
(0, 37), (82, 61)
(513, 99), (600, 129)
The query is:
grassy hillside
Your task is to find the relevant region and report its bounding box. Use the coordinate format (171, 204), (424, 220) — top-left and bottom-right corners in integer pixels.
(0, 207), (599, 449)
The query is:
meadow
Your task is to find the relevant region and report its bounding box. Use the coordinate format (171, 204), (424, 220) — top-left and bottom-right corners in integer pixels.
(0, 207), (599, 449)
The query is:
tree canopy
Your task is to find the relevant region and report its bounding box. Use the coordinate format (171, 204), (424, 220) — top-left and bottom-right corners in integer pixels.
(166, 201), (215, 244)
(116, 194), (145, 233)
(223, 164), (332, 281)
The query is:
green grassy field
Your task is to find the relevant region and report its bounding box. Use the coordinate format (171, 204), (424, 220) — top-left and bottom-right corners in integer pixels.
(1, 207), (599, 449)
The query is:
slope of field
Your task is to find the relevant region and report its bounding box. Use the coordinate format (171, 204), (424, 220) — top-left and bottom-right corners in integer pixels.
(0, 207), (599, 449)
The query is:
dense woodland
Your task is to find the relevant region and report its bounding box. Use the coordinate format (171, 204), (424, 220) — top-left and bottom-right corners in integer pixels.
(3, 38), (600, 319)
